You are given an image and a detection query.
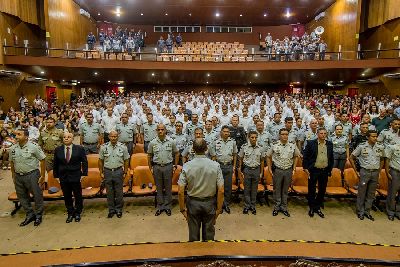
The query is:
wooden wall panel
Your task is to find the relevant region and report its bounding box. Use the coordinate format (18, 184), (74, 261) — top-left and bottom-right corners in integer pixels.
(0, 0), (39, 26)
(306, 0), (359, 59)
(368, 0), (400, 29)
(46, 0), (97, 50)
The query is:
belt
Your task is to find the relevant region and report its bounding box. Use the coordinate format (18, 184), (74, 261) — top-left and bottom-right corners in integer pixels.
(83, 142), (97, 145)
(104, 167), (122, 172)
(44, 150), (54, 154)
(276, 167), (293, 171)
(361, 168), (379, 172)
(390, 167), (400, 172)
(154, 162), (172, 167)
(16, 169), (38, 176)
(244, 165), (260, 170)
(218, 161), (232, 166)
(188, 196), (214, 201)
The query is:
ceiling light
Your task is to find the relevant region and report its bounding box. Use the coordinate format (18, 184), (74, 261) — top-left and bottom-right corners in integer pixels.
(189, 13), (192, 16)
(254, 73), (258, 77)
(340, 80), (344, 83)
(77, 81), (80, 84)
(62, 80), (65, 82)
(215, 12), (220, 17)
(152, 73), (155, 76)
(140, 13), (143, 16)
(116, 13), (120, 17)
(94, 72), (98, 75)
(107, 80), (111, 83)
(40, 71), (44, 74)
(240, 14), (243, 17)
(285, 10), (291, 18)
(206, 81), (209, 84)
(249, 81), (252, 84)
(310, 72), (315, 76)
(117, 82), (121, 85)
(165, 13), (168, 16)
(361, 73), (365, 76)
(264, 13), (267, 17)
(98, 13), (101, 16)
(207, 73), (210, 77)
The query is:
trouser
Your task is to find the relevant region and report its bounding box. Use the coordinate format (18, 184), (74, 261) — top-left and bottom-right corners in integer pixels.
(122, 141), (134, 155)
(60, 181), (83, 216)
(83, 143), (98, 155)
(319, 52), (325, 60)
(167, 46), (172, 53)
(144, 141), (150, 153)
(308, 168), (329, 211)
(387, 168), (400, 217)
(273, 167), (293, 211)
(243, 166), (260, 210)
(45, 153), (55, 171)
(88, 43), (94, 50)
(219, 163), (233, 207)
(14, 169), (43, 219)
(187, 196), (216, 241)
(333, 152), (346, 172)
(104, 168), (124, 213)
(357, 168), (379, 216)
(153, 163), (173, 210)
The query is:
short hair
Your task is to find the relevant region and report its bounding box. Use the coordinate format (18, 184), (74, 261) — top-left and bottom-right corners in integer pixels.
(194, 127), (203, 133)
(221, 125), (230, 131)
(16, 128), (29, 137)
(274, 112), (281, 117)
(335, 124), (343, 130)
(46, 117), (55, 122)
(367, 130), (378, 137)
(248, 130), (258, 137)
(279, 128), (289, 135)
(175, 121), (183, 126)
(360, 122), (369, 127)
(284, 117), (293, 122)
(192, 138), (207, 154)
(317, 127), (327, 133)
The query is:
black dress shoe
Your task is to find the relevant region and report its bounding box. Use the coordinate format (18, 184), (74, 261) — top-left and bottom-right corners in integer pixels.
(243, 208), (249, 214)
(66, 215), (74, 223)
(282, 211), (291, 217)
(308, 209), (314, 217)
(155, 209), (162, 216)
(272, 210), (279, 216)
(116, 212), (122, 218)
(365, 214), (375, 221)
(388, 215), (395, 221)
(315, 210), (325, 218)
(251, 208), (257, 215)
(224, 206), (231, 214)
(19, 216), (35, 227)
(34, 217), (42, 226)
(165, 209), (172, 216)
(75, 214), (81, 222)
(358, 214), (364, 220)
(107, 212), (115, 218)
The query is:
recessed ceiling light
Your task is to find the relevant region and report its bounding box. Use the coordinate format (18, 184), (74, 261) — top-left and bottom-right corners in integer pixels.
(264, 13), (267, 17)
(215, 12), (220, 17)
(249, 81), (252, 84)
(207, 73), (210, 77)
(98, 13), (101, 16)
(140, 13), (143, 16)
(310, 72), (315, 76)
(254, 73), (259, 77)
(165, 13), (168, 16)
(340, 80), (344, 83)
(361, 73), (365, 76)
(62, 80), (65, 82)
(77, 81), (80, 84)
(94, 72), (98, 75)
(240, 14), (243, 17)
(107, 80), (111, 83)
(152, 73), (155, 76)
(206, 81), (209, 84)
(189, 13), (192, 16)
(117, 82), (121, 85)
(40, 71), (44, 74)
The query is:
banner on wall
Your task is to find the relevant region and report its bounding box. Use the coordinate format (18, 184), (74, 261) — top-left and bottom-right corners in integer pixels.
(46, 86), (56, 109)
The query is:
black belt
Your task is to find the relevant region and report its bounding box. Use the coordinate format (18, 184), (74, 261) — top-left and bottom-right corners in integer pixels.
(218, 161), (232, 166)
(154, 163), (172, 167)
(16, 169), (38, 176)
(104, 167), (122, 172)
(276, 167), (293, 171)
(390, 167), (400, 172)
(188, 196), (214, 201)
(361, 168), (379, 172)
(244, 165), (260, 170)
(83, 142), (97, 145)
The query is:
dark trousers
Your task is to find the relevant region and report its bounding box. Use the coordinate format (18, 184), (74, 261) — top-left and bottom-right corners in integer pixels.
(387, 168), (400, 217)
(123, 141), (134, 155)
(60, 181), (83, 215)
(104, 133), (110, 143)
(273, 168), (293, 211)
(144, 141), (150, 153)
(219, 163), (233, 207)
(104, 168), (124, 213)
(243, 166), (260, 210)
(357, 168), (379, 215)
(187, 196), (216, 241)
(308, 168), (329, 211)
(153, 163), (173, 210)
(14, 170), (43, 219)
(333, 152), (346, 172)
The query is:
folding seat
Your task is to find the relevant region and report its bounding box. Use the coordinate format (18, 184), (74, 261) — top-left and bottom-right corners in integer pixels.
(108, 54), (116, 60)
(291, 167), (309, 194)
(81, 169), (102, 197)
(43, 170), (63, 199)
(231, 56), (239, 62)
(129, 153), (149, 175)
(376, 169), (389, 197)
(124, 54), (133, 60)
(344, 160), (352, 169)
(223, 56), (231, 62)
(263, 167), (273, 193)
(131, 166), (156, 196)
(246, 56), (254, 62)
(171, 165), (183, 194)
(87, 154), (99, 168)
(133, 143), (144, 153)
(75, 52), (85, 59)
(326, 168), (348, 196)
(343, 168), (358, 195)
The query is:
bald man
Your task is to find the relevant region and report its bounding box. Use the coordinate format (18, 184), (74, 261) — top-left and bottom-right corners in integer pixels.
(53, 132), (88, 223)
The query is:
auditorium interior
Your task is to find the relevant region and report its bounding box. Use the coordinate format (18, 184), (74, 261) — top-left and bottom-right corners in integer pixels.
(1, 0), (400, 266)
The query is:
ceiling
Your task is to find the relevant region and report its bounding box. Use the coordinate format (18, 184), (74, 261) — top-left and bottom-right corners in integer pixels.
(74, 0), (336, 26)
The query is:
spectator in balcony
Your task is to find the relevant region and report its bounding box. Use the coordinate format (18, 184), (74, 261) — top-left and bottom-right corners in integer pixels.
(307, 42), (317, 60)
(99, 31), (105, 49)
(87, 32), (96, 50)
(112, 37), (121, 53)
(318, 40), (328, 60)
(126, 36), (135, 55)
(176, 33), (183, 47)
(104, 36), (111, 52)
(165, 36), (173, 53)
(157, 36), (165, 53)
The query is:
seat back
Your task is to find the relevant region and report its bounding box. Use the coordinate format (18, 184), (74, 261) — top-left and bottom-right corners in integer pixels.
(133, 166), (155, 186)
(87, 154), (99, 168)
(264, 167), (273, 186)
(377, 169), (389, 191)
(47, 170), (61, 188)
(344, 168), (359, 188)
(133, 143), (145, 153)
(130, 153), (149, 170)
(327, 168), (342, 187)
(81, 169), (102, 188)
(172, 165), (182, 185)
(292, 167), (308, 186)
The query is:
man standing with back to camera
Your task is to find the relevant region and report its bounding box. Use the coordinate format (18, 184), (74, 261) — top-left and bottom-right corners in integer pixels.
(178, 138), (224, 241)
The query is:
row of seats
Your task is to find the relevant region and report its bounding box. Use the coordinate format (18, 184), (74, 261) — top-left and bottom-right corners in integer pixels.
(156, 54), (254, 62)
(75, 51), (136, 60)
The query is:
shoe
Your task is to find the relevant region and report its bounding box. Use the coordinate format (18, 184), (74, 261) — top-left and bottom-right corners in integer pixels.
(282, 211), (291, 217)
(243, 208), (249, 214)
(388, 215), (394, 221)
(19, 216), (35, 227)
(34, 217), (42, 226)
(141, 183), (146, 189)
(75, 214), (81, 222)
(165, 209), (171, 216)
(107, 212), (115, 218)
(148, 183), (153, 189)
(365, 214), (375, 221)
(308, 209), (314, 218)
(224, 206), (231, 214)
(66, 215), (74, 223)
(251, 208), (257, 215)
(116, 212), (122, 218)
(358, 214), (364, 220)
(395, 214), (400, 220)
(315, 210), (325, 218)
(272, 210), (279, 216)
(155, 209), (162, 216)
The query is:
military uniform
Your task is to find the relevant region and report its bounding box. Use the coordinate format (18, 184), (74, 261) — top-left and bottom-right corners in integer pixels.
(266, 141), (300, 212)
(171, 132), (188, 164)
(257, 130), (272, 152)
(184, 122), (203, 139)
(352, 142), (384, 217)
(330, 133), (349, 172)
(267, 121), (284, 142)
(99, 142), (129, 215)
(301, 129), (318, 150)
(228, 126), (247, 151)
(178, 155), (224, 241)
(80, 122), (103, 154)
(378, 128), (399, 146)
(209, 137), (238, 209)
(204, 130), (217, 145)
(116, 122), (137, 155)
(239, 143), (265, 212)
(148, 137), (178, 211)
(38, 127), (64, 171)
(140, 122), (157, 152)
(10, 142), (46, 220)
(182, 140), (212, 162)
(384, 141), (400, 218)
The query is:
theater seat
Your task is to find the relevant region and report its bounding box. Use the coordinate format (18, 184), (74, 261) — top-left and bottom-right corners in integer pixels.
(376, 169), (389, 197)
(172, 165), (182, 194)
(232, 171), (239, 193)
(103, 171), (132, 195)
(326, 168), (348, 196)
(344, 160), (352, 169)
(87, 154), (99, 168)
(8, 192), (19, 201)
(132, 166), (156, 196)
(129, 153), (149, 175)
(43, 171), (63, 199)
(343, 168), (358, 195)
(291, 167), (309, 194)
(133, 143), (145, 153)
(81, 168), (102, 197)
(263, 167), (273, 192)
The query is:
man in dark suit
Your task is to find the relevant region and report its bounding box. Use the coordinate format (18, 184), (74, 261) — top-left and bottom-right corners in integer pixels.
(302, 127), (334, 218)
(53, 132), (88, 223)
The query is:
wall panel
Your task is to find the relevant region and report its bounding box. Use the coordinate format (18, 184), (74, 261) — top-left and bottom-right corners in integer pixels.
(0, 0), (39, 26)
(367, 0), (400, 29)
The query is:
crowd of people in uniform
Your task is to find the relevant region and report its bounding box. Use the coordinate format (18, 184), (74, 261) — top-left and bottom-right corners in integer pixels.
(2, 90), (400, 240)
(264, 31), (328, 61)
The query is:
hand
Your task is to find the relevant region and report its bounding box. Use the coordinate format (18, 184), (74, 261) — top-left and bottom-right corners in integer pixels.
(214, 210), (221, 225)
(181, 210), (188, 221)
(303, 169), (310, 176)
(100, 172), (104, 179)
(387, 174), (393, 180)
(56, 178), (60, 183)
(292, 170), (296, 176)
(38, 176), (45, 185)
(356, 172), (360, 178)
(268, 169), (273, 177)
(80, 176), (86, 182)
(259, 173), (263, 179)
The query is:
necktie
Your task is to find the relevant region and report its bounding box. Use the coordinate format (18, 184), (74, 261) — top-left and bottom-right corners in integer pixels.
(66, 147), (70, 163)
